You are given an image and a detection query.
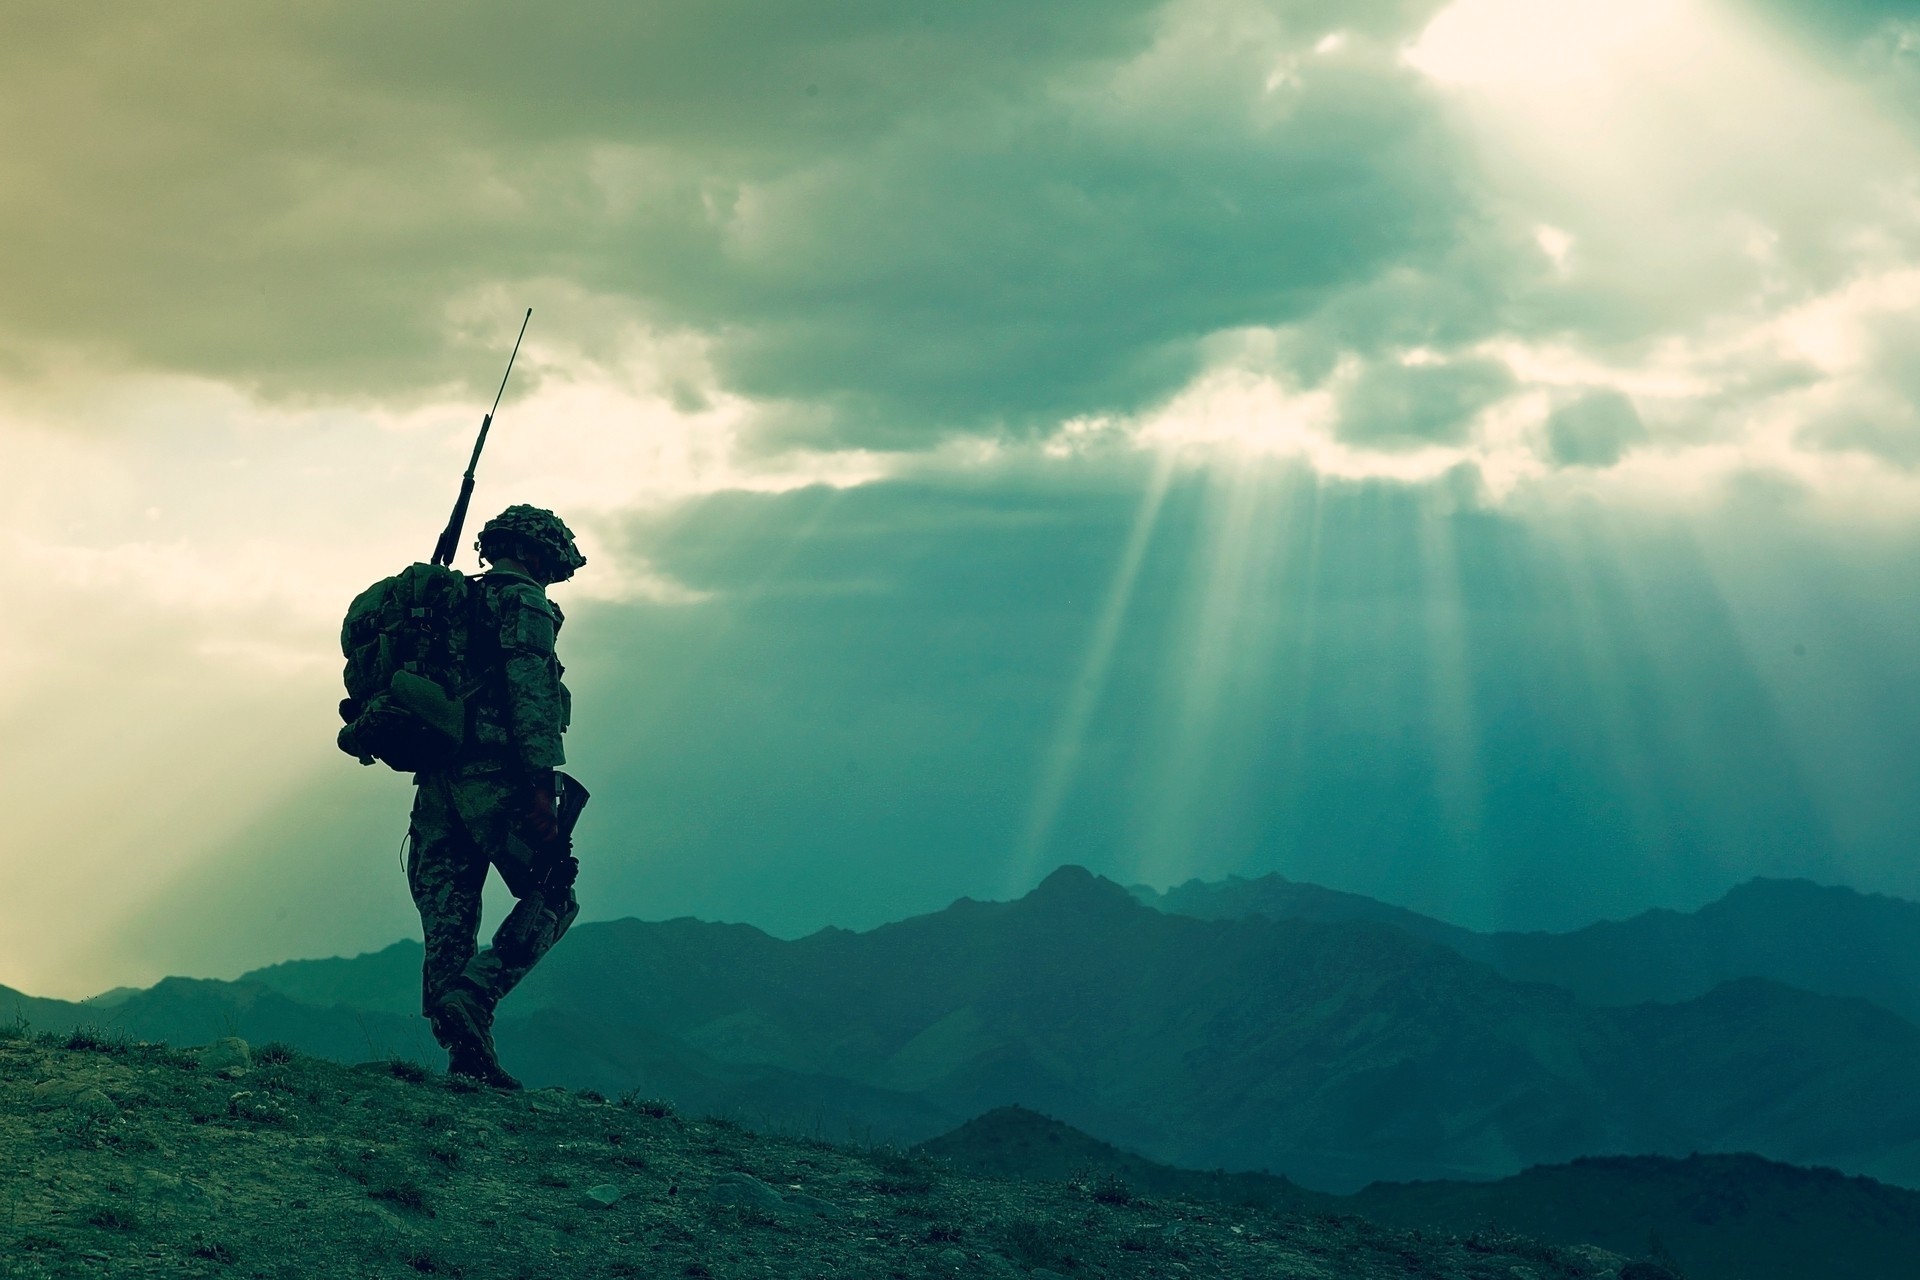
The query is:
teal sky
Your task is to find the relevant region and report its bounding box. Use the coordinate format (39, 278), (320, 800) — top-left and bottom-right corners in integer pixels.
(5, 0), (1920, 996)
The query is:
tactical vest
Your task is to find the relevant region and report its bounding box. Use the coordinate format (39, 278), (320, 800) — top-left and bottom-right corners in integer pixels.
(462, 573), (571, 771)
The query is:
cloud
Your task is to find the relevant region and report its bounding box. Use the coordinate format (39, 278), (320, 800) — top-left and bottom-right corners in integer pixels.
(1335, 353), (1513, 448)
(0, 0), (1471, 448)
(1543, 388), (1646, 468)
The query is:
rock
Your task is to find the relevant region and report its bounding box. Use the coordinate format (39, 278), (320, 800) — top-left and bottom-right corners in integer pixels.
(581, 1183), (624, 1209)
(32, 1080), (116, 1115)
(1029, 1270), (1065, 1280)
(783, 1191), (844, 1218)
(195, 1038), (251, 1077)
(937, 1247), (968, 1269)
(706, 1172), (790, 1214)
(226, 1091), (295, 1125)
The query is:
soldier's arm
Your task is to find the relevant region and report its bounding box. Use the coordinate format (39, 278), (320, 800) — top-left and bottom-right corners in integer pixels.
(497, 583), (567, 771)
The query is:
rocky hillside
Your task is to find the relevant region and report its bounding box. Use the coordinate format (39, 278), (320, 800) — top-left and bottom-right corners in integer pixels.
(0, 1025), (1649, 1280)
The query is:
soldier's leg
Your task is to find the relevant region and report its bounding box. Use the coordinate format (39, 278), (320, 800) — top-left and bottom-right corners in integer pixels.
(468, 882), (580, 1005)
(405, 777), (489, 1033)
(442, 774), (581, 1007)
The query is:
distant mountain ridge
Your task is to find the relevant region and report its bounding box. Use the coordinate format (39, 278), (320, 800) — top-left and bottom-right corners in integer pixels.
(921, 1105), (1920, 1280)
(1137, 871), (1920, 1024)
(14, 866), (1920, 1194)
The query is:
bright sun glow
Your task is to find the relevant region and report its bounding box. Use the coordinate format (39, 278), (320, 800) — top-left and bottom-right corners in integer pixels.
(1405, 0), (1683, 88)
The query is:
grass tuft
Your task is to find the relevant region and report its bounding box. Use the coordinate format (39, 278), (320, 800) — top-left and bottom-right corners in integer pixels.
(63, 1025), (133, 1055)
(371, 1179), (431, 1214)
(86, 1203), (142, 1231)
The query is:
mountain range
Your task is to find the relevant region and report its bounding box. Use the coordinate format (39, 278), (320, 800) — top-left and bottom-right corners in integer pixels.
(12, 865), (1920, 1194)
(1138, 871), (1920, 1021)
(920, 1105), (1920, 1280)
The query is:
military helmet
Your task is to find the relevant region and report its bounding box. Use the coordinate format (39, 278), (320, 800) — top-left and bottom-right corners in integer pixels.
(476, 505), (587, 582)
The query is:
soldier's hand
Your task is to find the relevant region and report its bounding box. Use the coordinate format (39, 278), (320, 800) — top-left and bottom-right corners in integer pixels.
(527, 771), (562, 849)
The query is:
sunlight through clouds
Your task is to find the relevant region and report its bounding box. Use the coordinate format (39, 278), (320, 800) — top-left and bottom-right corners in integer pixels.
(1405, 0), (1682, 89)
(5, 0), (1920, 996)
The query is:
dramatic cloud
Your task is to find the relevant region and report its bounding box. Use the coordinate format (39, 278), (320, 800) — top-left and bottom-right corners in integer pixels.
(0, 0), (1471, 445)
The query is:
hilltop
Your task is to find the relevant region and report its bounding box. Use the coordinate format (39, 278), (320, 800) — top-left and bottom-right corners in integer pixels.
(0, 1025), (1642, 1280)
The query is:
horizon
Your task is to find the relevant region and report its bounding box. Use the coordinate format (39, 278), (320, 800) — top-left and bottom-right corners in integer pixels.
(8, 0), (1920, 999)
(11, 859), (1887, 1004)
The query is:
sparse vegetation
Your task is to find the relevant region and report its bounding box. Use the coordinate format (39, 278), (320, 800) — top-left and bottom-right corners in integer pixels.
(255, 1041), (297, 1066)
(0, 1034), (1635, 1279)
(619, 1091), (675, 1118)
(59, 1025), (130, 1055)
(387, 1056), (430, 1083)
(871, 1148), (937, 1196)
(84, 1201), (141, 1231)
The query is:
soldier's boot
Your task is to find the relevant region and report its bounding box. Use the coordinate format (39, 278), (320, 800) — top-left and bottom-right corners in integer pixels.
(447, 1041), (521, 1091)
(431, 983), (520, 1091)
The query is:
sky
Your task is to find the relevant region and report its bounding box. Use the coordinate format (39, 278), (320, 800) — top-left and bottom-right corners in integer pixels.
(5, 0), (1920, 997)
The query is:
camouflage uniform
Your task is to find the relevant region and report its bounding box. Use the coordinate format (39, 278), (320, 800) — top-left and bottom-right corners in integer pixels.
(408, 545), (579, 1061)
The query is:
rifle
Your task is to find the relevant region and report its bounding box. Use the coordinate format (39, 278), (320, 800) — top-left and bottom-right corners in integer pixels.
(430, 308), (533, 567)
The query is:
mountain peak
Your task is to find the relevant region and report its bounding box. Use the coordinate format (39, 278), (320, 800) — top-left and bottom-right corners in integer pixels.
(1026, 865), (1140, 911)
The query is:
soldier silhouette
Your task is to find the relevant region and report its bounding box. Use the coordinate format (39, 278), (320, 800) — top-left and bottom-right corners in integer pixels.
(406, 504), (586, 1088)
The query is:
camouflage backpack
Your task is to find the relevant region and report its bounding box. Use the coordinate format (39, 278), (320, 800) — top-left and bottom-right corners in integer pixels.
(336, 563), (478, 773)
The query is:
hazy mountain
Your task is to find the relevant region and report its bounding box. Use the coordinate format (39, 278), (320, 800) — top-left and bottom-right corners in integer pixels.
(1134, 874), (1481, 950)
(15, 867), (1920, 1192)
(923, 1105), (1920, 1280)
(1142, 872), (1920, 1025)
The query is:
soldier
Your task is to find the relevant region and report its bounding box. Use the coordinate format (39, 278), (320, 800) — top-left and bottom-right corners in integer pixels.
(408, 504), (587, 1088)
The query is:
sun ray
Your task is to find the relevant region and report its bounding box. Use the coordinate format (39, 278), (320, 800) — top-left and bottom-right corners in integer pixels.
(1415, 492), (1486, 877)
(1010, 452), (1175, 893)
(1132, 459), (1303, 888)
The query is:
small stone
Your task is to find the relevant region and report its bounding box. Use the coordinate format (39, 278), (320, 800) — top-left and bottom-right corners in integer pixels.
(195, 1038), (251, 1077)
(705, 1172), (789, 1213)
(32, 1080), (116, 1115)
(582, 1183), (624, 1208)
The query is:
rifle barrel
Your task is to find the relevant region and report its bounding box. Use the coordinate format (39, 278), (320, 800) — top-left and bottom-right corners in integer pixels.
(431, 308), (533, 565)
